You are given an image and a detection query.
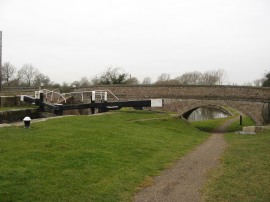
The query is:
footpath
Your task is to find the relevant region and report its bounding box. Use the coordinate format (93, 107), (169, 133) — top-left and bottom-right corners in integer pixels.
(134, 120), (231, 202)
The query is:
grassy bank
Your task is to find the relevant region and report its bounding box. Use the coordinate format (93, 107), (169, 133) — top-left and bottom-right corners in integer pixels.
(226, 116), (254, 132)
(191, 112), (254, 133)
(191, 117), (229, 132)
(191, 109), (269, 201)
(0, 111), (209, 201)
(203, 130), (270, 201)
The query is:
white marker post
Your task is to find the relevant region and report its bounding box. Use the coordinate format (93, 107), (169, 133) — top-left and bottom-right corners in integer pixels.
(151, 99), (163, 107)
(91, 91), (96, 114)
(92, 91), (96, 102)
(104, 92), (108, 102)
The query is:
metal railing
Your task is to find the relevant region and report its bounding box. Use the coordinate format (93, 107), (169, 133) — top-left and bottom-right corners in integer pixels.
(42, 89), (67, 103)
(69, 90), (119, 102)
(41, 89), (119, 104)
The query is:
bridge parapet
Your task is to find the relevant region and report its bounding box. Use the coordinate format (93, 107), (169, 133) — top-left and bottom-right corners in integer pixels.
(79, 85), (270, 125)
(79, 85), (270, 102)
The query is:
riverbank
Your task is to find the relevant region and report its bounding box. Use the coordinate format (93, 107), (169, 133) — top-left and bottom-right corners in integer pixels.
(0, 111), (209, 201)
(203, 130), (270, 201)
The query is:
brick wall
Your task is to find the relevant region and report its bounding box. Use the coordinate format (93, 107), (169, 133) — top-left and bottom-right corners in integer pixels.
(0, 96), (33, 107)
(0, 108), (40, 124)
(78, 85), (270, 125)
(79, 85), (270, 102)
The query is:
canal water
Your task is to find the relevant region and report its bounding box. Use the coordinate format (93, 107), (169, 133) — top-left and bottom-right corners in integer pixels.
(188, 107), (230, 121)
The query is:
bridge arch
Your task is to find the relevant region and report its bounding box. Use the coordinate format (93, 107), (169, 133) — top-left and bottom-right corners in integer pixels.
(163, 99), (265, 125)
(182, 105), (231, 120)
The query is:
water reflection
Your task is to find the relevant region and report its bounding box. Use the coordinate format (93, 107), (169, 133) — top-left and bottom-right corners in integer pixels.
(188, 107), (230, 121)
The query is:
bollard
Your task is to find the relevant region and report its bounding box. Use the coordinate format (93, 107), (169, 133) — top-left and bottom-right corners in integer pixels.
(23, 116), (31, 128)
(240, 115), (243, 126)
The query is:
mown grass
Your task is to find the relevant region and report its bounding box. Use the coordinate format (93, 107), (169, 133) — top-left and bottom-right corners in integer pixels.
(203, 130), (270, 201)
(200, 109), (267, 201)
(191, 110), (254, 133)
(0, 111), (209, 201)
(226, 116), (254, 132)
(191, 117), (230, 132)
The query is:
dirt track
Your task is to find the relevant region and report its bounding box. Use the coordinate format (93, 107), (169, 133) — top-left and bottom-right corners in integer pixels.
(134, 120), (230, 202)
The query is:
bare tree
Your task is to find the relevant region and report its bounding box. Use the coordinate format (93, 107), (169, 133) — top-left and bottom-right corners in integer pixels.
(200, 70), (219, 85)
(173, 69), (226, 85)
(199, 69), (226, 85)
(175, 71), (202, 85)
(142, 77), (151, 85)
(242, 81), (253, 86)
(166, 79), (179, 85)
(253, 78), (265, 87)
(17, 64), (40, 86)
(126, 76), (140, 85)
(155, 73), (171, 84)
(243, 78), (265, 87)
(79, 77), (91, 87)
(90, 76), (99, 85)
(2, 62), (16, 86)
(33, 73), (51, 87)
(215, 69), (226, 85)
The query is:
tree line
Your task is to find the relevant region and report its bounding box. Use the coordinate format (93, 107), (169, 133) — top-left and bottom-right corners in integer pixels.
(1, 63), (52, 87)
(1, 62), (269, 90)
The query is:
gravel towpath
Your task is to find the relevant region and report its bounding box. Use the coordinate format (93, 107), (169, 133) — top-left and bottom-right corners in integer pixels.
(134, 132), (227, 202)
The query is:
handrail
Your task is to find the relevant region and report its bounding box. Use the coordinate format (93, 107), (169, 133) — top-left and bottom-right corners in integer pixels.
(42, 89), (67, 103)
(70, 90), (119, 101)
(94, 90), (119, 100)
(40, 89), (119, 104)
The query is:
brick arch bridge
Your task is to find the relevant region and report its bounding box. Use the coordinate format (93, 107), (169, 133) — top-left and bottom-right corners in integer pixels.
(82, 85), (270, 126)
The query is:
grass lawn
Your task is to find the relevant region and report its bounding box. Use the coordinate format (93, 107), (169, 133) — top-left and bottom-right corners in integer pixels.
(226, 116), (254, 132)
(191, 117), (230, 132)
(191, 108), (254, 133)
(191, 108), (268, 201)
(0, 111), (209, 201)
(203, 130), (270, 201)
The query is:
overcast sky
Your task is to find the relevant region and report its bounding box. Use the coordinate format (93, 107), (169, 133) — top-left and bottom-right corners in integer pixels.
(1, 0), (270, 84)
